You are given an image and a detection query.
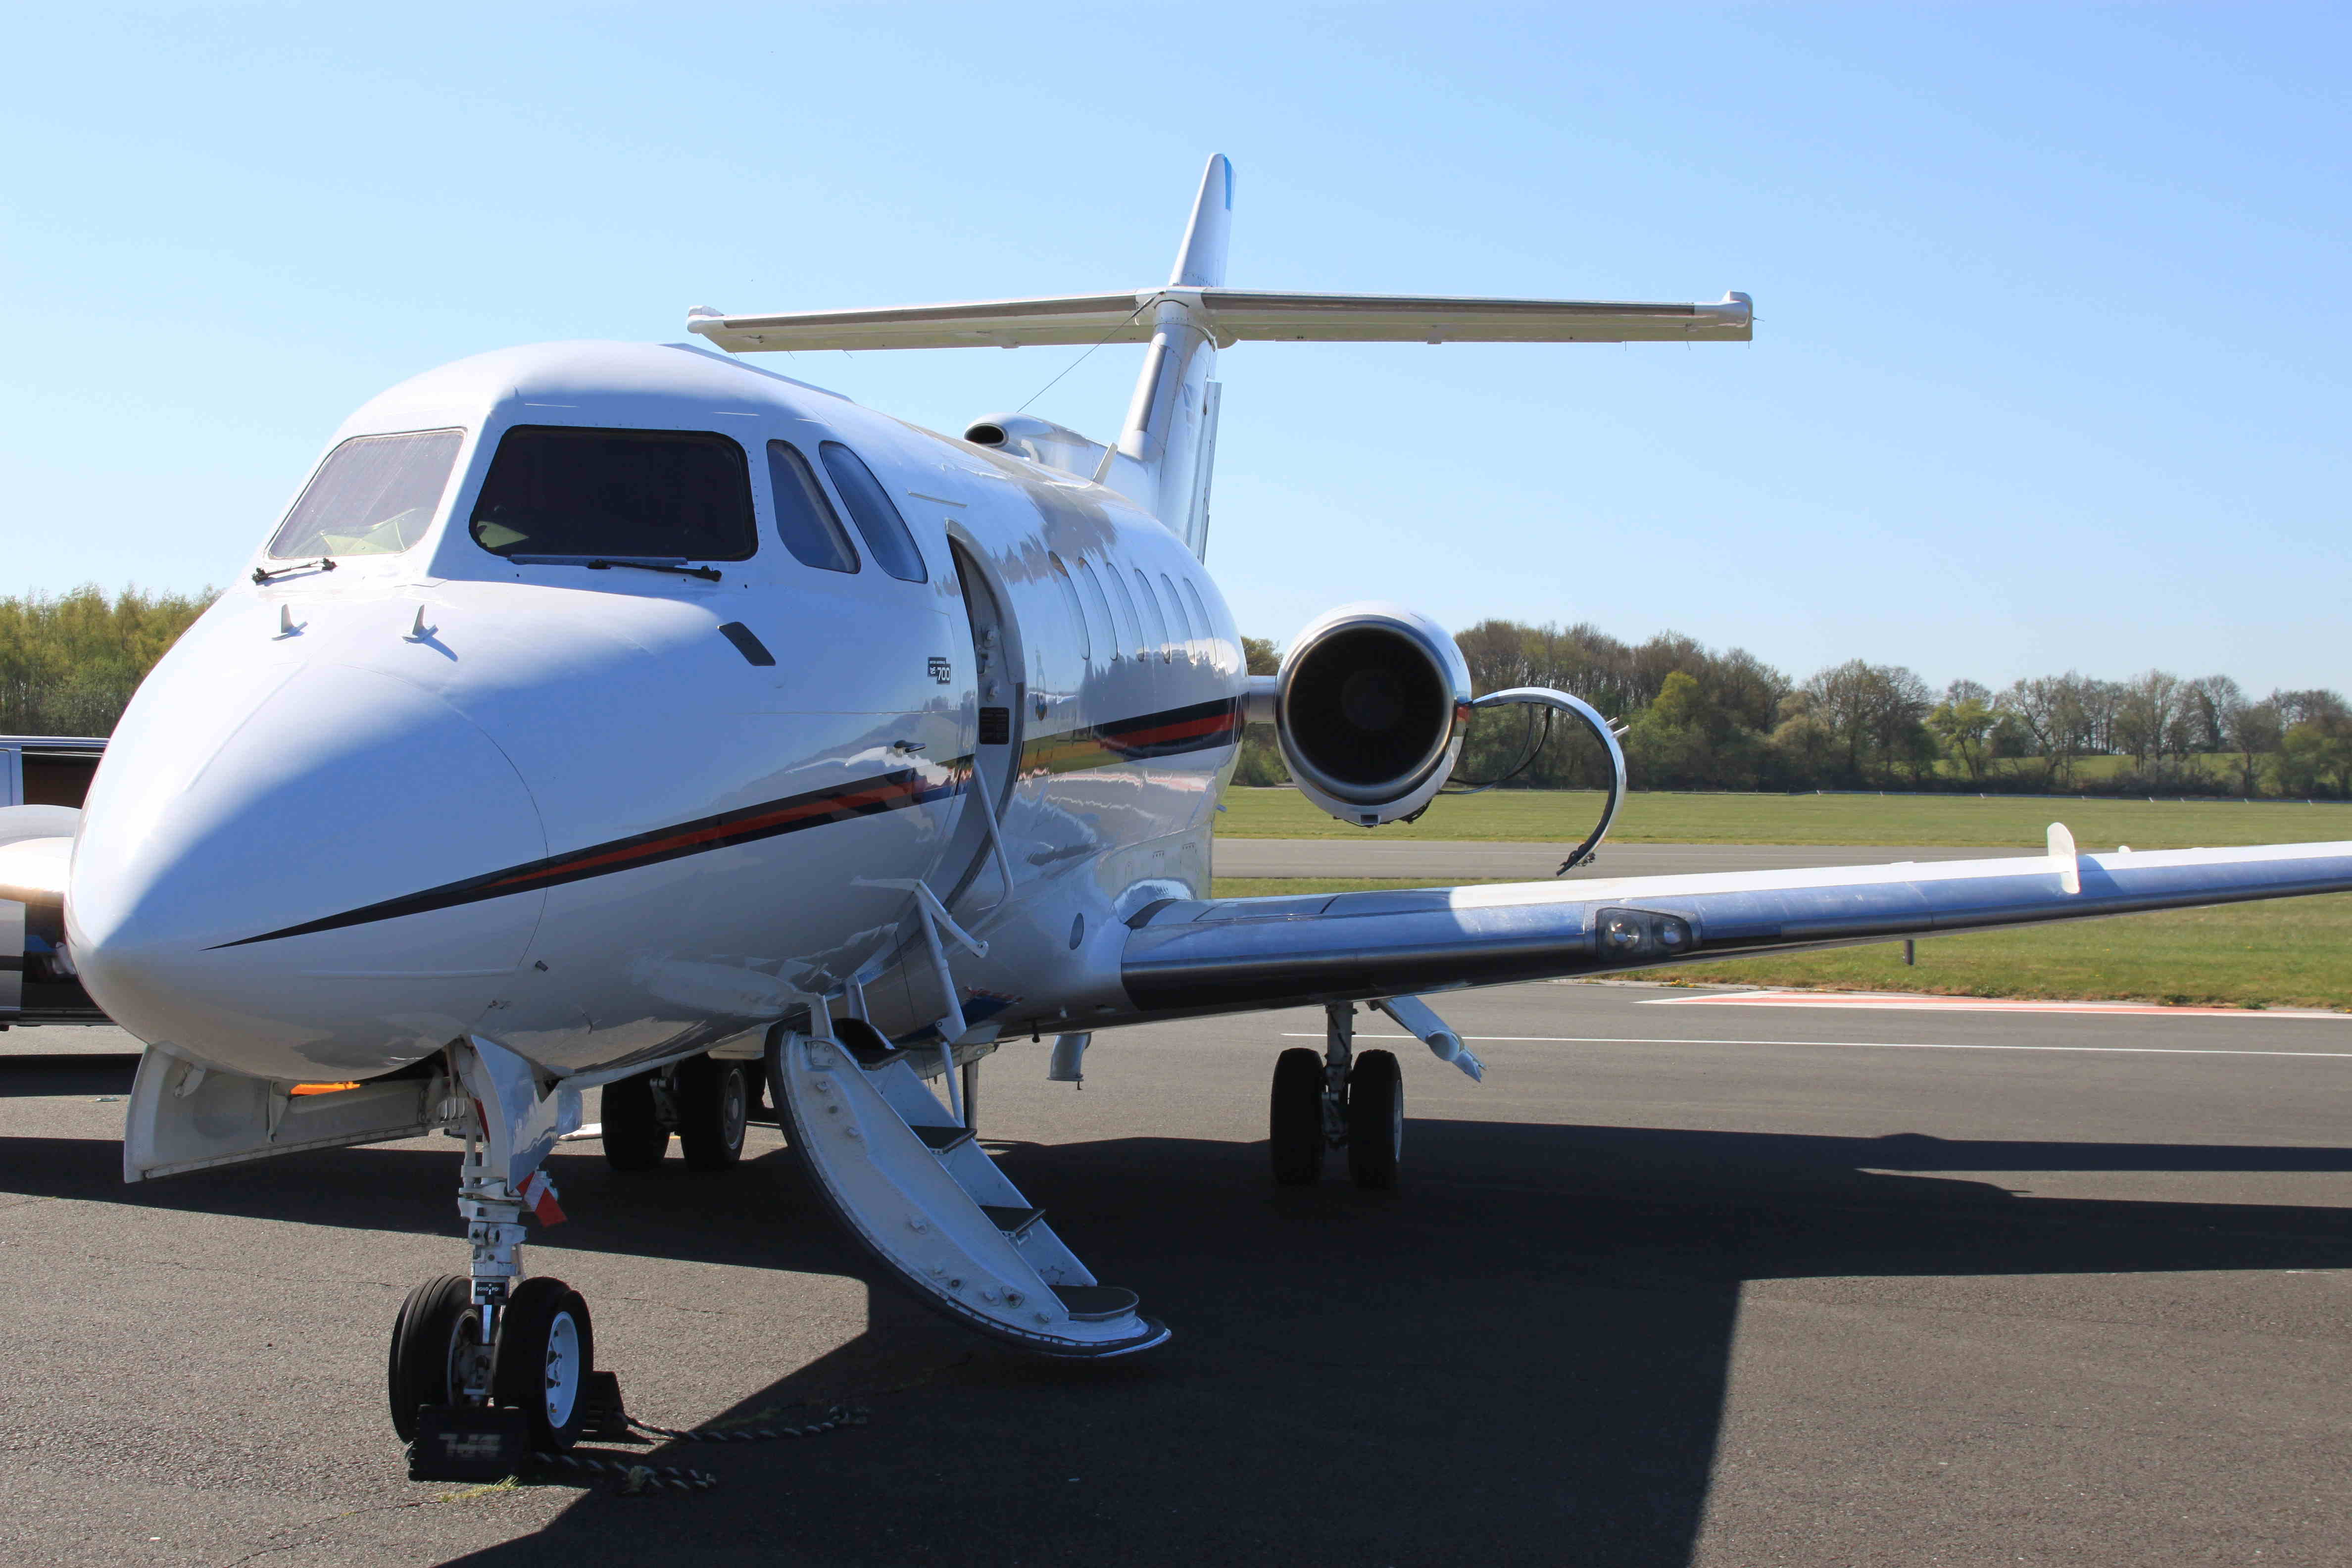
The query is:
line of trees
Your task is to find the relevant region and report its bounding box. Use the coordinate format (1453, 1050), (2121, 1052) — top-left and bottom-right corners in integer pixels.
(1239, 620), (2352, 799)
(9, 589), (2348, 799)
(0, 586), (216, 736)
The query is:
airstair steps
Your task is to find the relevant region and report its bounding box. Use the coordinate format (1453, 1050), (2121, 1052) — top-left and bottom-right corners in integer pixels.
(768, 1029), (1168, 1358)
(980, 1203), (1046, 1239)
(912, 1122), (976, 1154)
(1053, 1285), (1140, 1322)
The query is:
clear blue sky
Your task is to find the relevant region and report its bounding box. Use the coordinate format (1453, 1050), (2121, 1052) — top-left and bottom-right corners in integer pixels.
(5, 4), (2347, 696)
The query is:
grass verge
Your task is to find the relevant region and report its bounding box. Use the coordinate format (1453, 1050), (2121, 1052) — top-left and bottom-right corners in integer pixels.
(1207, 877), (2352, 1012)
(1215, 786), (2352, 849)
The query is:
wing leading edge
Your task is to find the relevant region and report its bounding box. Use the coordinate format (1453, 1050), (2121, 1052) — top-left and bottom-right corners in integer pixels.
(1123, 839), (2352, 1016)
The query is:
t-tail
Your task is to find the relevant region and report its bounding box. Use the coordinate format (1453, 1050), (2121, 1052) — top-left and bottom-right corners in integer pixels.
(687, 154), (1749, 560)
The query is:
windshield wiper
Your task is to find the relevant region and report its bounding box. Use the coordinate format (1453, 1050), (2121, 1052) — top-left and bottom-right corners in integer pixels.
(585, 558), (723, 582)
(252, 558), (339, 585)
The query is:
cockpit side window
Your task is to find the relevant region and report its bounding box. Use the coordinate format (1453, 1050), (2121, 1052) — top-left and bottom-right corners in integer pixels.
(767, 441), (859, 573)
(818, 442), (928, 583)
(469, 426), (757, 561)
(267, 428), (463, 559)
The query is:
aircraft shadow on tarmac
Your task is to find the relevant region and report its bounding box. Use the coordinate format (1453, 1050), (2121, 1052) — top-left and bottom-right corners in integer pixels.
(7, 1055), (2352, 1568)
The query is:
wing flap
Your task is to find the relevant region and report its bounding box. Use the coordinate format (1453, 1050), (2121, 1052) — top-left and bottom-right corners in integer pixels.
(1123, 840), (2352, 1015)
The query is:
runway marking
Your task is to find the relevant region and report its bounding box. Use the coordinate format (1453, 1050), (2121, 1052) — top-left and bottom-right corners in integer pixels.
(1282, 1033), (2352, 1060)
(1641, 989), (2349, 1020)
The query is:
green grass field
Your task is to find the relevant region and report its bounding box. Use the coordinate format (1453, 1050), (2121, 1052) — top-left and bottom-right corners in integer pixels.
(1215, 786), (2352, 849)
(1206, 881), (2352, 1012)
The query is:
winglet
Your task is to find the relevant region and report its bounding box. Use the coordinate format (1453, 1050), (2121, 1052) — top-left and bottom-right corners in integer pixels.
(2048, 822), (2080, 895)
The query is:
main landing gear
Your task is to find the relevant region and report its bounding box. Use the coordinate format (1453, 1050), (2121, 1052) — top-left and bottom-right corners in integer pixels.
(390, 1036), (617, 1476)
(599, 1053), (751, 1171)
(1270, 1002), (1402, 1191)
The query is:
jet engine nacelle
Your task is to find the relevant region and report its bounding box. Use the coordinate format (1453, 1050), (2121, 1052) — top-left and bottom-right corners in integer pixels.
(1263, 603), (1472, 828)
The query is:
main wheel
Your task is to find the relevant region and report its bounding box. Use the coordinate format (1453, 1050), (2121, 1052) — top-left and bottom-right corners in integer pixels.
(492, 1277), (594, 1452)
(1346, 1049), (1403, 1191)
(388, 1273), (472, 1443)
(1270, 1047), (1325, 1186)
(677, 1056), (749, 1170)
(599, 1072), (670, 1171)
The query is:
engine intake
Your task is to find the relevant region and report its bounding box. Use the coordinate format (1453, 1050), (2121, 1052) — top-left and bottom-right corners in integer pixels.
(1273, 604), (1471, 827)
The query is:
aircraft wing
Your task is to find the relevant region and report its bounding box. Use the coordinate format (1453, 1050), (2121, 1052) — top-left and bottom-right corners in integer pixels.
(0, 837), (71, 907)
(686, 290), (1752, 352)
(1122, 836), (2352, 1016)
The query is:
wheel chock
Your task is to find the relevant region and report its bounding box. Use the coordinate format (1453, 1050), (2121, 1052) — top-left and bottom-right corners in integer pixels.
(409, 1405), (533, 1481)
(580, 1370), (640, 1444)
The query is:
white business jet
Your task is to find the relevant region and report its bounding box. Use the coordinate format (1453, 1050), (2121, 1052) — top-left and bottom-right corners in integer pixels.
(2, 155), (2346, 1465)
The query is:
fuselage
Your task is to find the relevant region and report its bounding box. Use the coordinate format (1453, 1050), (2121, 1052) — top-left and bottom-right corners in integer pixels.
(68, 341), (1244, 1081)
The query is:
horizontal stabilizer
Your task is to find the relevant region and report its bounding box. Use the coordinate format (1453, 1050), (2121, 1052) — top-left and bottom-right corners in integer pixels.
(686, 289), (1752, 353)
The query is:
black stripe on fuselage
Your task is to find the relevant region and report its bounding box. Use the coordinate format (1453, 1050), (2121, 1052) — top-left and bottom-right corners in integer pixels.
(212, 695), (1240, 950)
(1019, 696), (1240, 777)
(212, 767), (953, 948)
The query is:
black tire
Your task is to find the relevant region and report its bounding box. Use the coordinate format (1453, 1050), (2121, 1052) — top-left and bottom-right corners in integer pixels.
(1270, 1047), (1325, 1186)
(388, 1273), (472, 1444)
(677, 1056), (749, 1171)
(600, 1072), (669, 1171)
(492, 1277), (593, 1452)
(1346, 1049), (1403, 1191)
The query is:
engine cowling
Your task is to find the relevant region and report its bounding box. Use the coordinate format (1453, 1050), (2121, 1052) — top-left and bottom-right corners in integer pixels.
(1269, 604), (1471, 827)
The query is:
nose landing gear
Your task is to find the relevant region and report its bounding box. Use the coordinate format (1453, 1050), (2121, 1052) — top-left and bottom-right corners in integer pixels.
(1269, 1003), (1403, 1191)
(392, 1036), (618, 1478)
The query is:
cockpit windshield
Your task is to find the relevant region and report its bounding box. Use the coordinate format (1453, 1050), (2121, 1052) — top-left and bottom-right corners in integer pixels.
(266, 428), (463, 559)
(469, 426), (757, 561)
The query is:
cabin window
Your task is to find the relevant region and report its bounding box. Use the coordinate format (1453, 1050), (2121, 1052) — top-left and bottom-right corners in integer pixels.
(268, 428), (463, 559)
(470, 426), (756, 561)
(1101, 564), (1145, 660)
(1180, 577), (1217, 665)
(1132, 568), (1170, 660)
(766, 441), (859, 573)
(1159, 571), (1194, 658)
(818, 442), (927, 583)
(1048, 554), (1089, 661)
(1071, 558), (1119, 661)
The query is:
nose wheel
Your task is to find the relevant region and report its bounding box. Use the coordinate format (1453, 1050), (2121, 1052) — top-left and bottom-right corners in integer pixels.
(1268, 1004), (1403, 1191)
(492, 1277), (595, 1450)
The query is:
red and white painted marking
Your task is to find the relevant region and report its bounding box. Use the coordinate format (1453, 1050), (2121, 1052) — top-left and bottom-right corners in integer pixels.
(1641, 989), (2347, 1020)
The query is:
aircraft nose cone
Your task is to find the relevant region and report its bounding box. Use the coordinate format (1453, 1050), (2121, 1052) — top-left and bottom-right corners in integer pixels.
(70, 662), (546, 1078)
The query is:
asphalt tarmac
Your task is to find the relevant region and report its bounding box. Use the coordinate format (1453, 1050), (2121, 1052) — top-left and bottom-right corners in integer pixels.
(5, 985), (2350, 1567)
(1212, 837), (2041, 881)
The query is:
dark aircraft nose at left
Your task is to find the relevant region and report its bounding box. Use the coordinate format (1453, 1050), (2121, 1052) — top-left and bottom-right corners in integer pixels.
(68, 661), (548, 1076)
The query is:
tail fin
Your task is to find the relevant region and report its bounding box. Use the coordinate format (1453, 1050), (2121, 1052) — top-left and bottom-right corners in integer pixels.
(1112, 154), (1232, 555)
(1168, 153), (1232, 289)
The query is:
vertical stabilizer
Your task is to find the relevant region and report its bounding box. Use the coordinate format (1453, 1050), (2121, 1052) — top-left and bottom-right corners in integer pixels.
(1168, 154), (1232, 289)
(1111, 155), (1231, 557)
